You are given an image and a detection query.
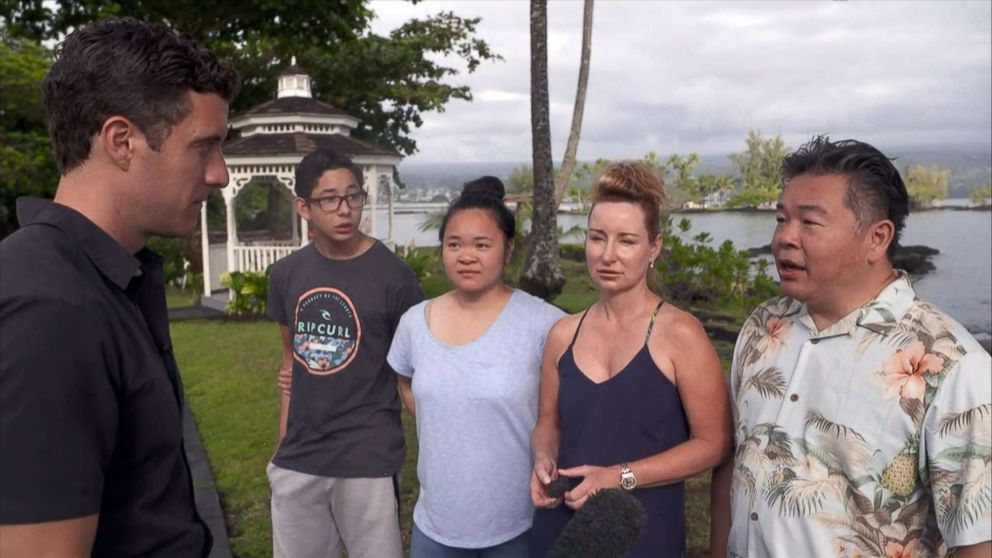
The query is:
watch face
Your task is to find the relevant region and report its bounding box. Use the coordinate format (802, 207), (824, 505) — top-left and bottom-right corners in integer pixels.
(621, 475), (636, 490)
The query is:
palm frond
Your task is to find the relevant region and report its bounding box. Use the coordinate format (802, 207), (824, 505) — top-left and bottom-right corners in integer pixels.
(934, 443), (992, 464)
(945, 481), (992, 533)
(417, 208), (447, 233)
(743, 366), (787, 399)
(733, 463), (757, 511)
(900, 397), (925, 427)
(805, 411), (867, 443)
(938, 404), (992, 438)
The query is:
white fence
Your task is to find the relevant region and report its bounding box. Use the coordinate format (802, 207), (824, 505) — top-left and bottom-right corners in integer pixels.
(233, 244), (298, 273)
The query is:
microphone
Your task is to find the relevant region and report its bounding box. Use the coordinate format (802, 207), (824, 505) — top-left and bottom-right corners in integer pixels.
(546, 489), (646, 558)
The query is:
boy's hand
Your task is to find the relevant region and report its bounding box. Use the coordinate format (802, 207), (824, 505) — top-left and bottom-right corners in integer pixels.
(278, 368), (292, 397)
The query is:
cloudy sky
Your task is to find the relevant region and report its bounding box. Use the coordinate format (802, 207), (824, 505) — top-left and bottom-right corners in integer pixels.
(368, 1), (991, 164)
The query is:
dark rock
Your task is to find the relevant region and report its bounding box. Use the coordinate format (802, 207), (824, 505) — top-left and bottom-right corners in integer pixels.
(892, 245), (939, 278)
(972, 332), (992, 355)
(745, 244), (772, 256)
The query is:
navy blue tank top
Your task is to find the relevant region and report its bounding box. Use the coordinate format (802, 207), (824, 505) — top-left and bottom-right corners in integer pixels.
(531, 302), (690, 557)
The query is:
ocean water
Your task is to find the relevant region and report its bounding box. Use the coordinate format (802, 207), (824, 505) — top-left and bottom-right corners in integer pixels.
(376, 204), (992, 334)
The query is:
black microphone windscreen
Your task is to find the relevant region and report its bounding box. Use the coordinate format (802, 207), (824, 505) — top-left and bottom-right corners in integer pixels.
(546, 489), (647, 558)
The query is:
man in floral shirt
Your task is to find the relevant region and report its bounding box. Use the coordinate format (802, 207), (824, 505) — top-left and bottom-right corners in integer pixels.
(710, 136), (991, 558)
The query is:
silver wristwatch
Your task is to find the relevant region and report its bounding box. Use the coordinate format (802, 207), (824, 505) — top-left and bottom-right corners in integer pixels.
(619, 462), (637, 491)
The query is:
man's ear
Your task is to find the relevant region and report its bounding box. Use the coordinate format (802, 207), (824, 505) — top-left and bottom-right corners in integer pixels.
(866, 219), (895, 265)
(98, 116), (142, 171)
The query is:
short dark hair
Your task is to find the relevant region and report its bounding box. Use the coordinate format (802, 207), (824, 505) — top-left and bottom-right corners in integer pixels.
(43, 18), (240, 174)
(439, 176), (515, 245)
(294, 148), (364, 198)
(782, 135), (909, 257)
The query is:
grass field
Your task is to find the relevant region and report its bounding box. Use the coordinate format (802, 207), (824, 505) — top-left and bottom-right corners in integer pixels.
(170, 262), (735, 557)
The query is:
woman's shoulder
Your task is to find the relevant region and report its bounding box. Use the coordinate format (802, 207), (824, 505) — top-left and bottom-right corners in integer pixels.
(542, 311), (585, 350)
(511, 289), (567, 318)
(397, 297), (431, 327)
(654, 302), (709, 345)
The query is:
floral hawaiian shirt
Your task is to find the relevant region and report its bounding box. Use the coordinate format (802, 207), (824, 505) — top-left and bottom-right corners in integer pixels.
(728, 272), (991, 558)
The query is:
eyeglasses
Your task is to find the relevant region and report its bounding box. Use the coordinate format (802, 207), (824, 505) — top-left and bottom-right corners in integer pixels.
(307, 191), (368, 212)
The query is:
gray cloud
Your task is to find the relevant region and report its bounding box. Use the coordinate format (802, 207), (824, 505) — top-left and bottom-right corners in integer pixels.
(369, 0), (991, 162)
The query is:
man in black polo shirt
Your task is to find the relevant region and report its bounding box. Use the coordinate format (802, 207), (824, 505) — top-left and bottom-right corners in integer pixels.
(0, 19), (238, 556)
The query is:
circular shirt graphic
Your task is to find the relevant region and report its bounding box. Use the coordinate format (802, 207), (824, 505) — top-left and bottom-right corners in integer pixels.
(292, 287), (362, 375)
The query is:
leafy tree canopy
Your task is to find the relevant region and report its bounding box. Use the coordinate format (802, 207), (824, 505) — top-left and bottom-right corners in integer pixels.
(1, 0), (501, 156)
(903, 164), (949, 207)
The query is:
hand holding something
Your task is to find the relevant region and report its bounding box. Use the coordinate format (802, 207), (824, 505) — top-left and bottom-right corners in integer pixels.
(559, 464), (620, 510)
(277, 368), (292, 397)
(531, 456), (562, 509)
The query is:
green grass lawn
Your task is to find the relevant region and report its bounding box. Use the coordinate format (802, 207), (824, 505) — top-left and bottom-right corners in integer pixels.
(172, 315), (726, 556)
(166, 285), (199, 308)
(171, 246), (740, 557)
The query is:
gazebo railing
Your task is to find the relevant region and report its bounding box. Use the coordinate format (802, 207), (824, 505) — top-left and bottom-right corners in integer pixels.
(233, 244), (298, 273)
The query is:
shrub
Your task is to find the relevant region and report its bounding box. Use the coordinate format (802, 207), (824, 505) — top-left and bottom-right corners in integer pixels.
(394, 242), (440, 284)
(220, 269), (269, 318)
(657, 217), (778, 313)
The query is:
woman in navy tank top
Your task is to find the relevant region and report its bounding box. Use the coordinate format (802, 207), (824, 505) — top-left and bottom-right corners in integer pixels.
(529, 162), (732, 557)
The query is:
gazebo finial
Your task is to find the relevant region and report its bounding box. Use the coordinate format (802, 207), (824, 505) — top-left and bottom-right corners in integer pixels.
(291, 55), (297, 66)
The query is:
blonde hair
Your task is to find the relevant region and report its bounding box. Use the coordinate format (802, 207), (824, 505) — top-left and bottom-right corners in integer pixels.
(592, 161), (669, 238)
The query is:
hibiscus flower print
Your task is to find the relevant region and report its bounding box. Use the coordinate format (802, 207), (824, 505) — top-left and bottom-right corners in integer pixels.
(882, 341), (945, 401)
(884, 539), (921, 558)
(757, 317), (793, 355)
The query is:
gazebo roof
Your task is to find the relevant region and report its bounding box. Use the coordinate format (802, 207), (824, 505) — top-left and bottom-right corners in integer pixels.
(232, 97), (355, 120)
(278, 64), (307, 77)
(224, 131), (399, 158)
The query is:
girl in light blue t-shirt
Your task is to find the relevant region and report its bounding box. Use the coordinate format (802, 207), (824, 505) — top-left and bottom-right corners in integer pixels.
(388, 177), (564, 557)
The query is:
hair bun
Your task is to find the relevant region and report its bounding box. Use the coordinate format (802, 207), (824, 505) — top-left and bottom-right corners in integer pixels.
(461, 175), (506, 201)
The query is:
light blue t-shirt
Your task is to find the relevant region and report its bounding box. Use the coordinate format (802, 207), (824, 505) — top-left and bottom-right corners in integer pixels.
(387, 289), (565, 548)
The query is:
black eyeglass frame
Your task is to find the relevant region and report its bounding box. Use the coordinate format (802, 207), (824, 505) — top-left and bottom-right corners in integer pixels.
(307, 191), (368, 212)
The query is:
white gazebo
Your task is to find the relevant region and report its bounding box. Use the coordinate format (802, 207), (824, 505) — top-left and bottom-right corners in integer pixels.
(200, 61), (402, 308)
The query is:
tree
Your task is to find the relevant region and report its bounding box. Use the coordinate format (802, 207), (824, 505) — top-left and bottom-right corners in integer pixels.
(573, 157), (609, 189)
(695, 173), (735, 208)
(506, 164), (535, 195)
(903, 164), (949, 208)
(727, 130), (789, 208)
(970, 184), (991, 206)
(0, 35), (57, 236)
(519, 0), (564, 300)
(2, 1), (501, 156)
(564, 184), (591, 213)
(663, 153), (700, 206)
(552, 0), (593, 208)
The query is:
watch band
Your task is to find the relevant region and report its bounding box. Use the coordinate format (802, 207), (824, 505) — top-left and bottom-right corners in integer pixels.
(619, 462), (637, 491)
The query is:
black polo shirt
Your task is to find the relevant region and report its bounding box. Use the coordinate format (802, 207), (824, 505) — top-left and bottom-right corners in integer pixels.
(0, 198), (210, 557)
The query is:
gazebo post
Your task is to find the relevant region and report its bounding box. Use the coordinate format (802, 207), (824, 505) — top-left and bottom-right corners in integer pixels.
(386, 174), (394, 242)
(366, 164), (378, 238)
(225, 188), (237, 275)
(200, 202), (211, 298)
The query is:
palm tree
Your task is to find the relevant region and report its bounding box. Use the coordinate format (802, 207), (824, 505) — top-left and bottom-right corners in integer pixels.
(553, 0), (594, 208)
(520, 0), (565, 300)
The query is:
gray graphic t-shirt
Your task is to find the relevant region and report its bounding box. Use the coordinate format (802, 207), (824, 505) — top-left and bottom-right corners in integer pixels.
(388, 290), (565, 547)
(268, 241), (423, 477)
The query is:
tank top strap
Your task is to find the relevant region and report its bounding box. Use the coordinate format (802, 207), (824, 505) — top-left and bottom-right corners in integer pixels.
(644, 300), (665, 345)
(567, 309), (591, 351)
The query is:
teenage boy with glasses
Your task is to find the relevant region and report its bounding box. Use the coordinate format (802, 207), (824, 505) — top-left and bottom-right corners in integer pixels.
(266, 148), (423, 558)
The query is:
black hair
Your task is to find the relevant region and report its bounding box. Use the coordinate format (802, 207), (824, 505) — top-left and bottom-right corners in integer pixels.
(782, 135), (909, 258)
(294, 148), (364, 198)
(43, 18), (240, 174)
(438, 176), (516, 245)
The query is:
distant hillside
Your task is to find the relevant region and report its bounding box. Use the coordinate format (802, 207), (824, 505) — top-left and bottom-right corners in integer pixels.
(398, 145), (991, 196)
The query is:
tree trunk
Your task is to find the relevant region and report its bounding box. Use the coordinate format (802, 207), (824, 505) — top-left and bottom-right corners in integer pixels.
(553, 0), (594, 208)
(520, 0), (565, 301)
